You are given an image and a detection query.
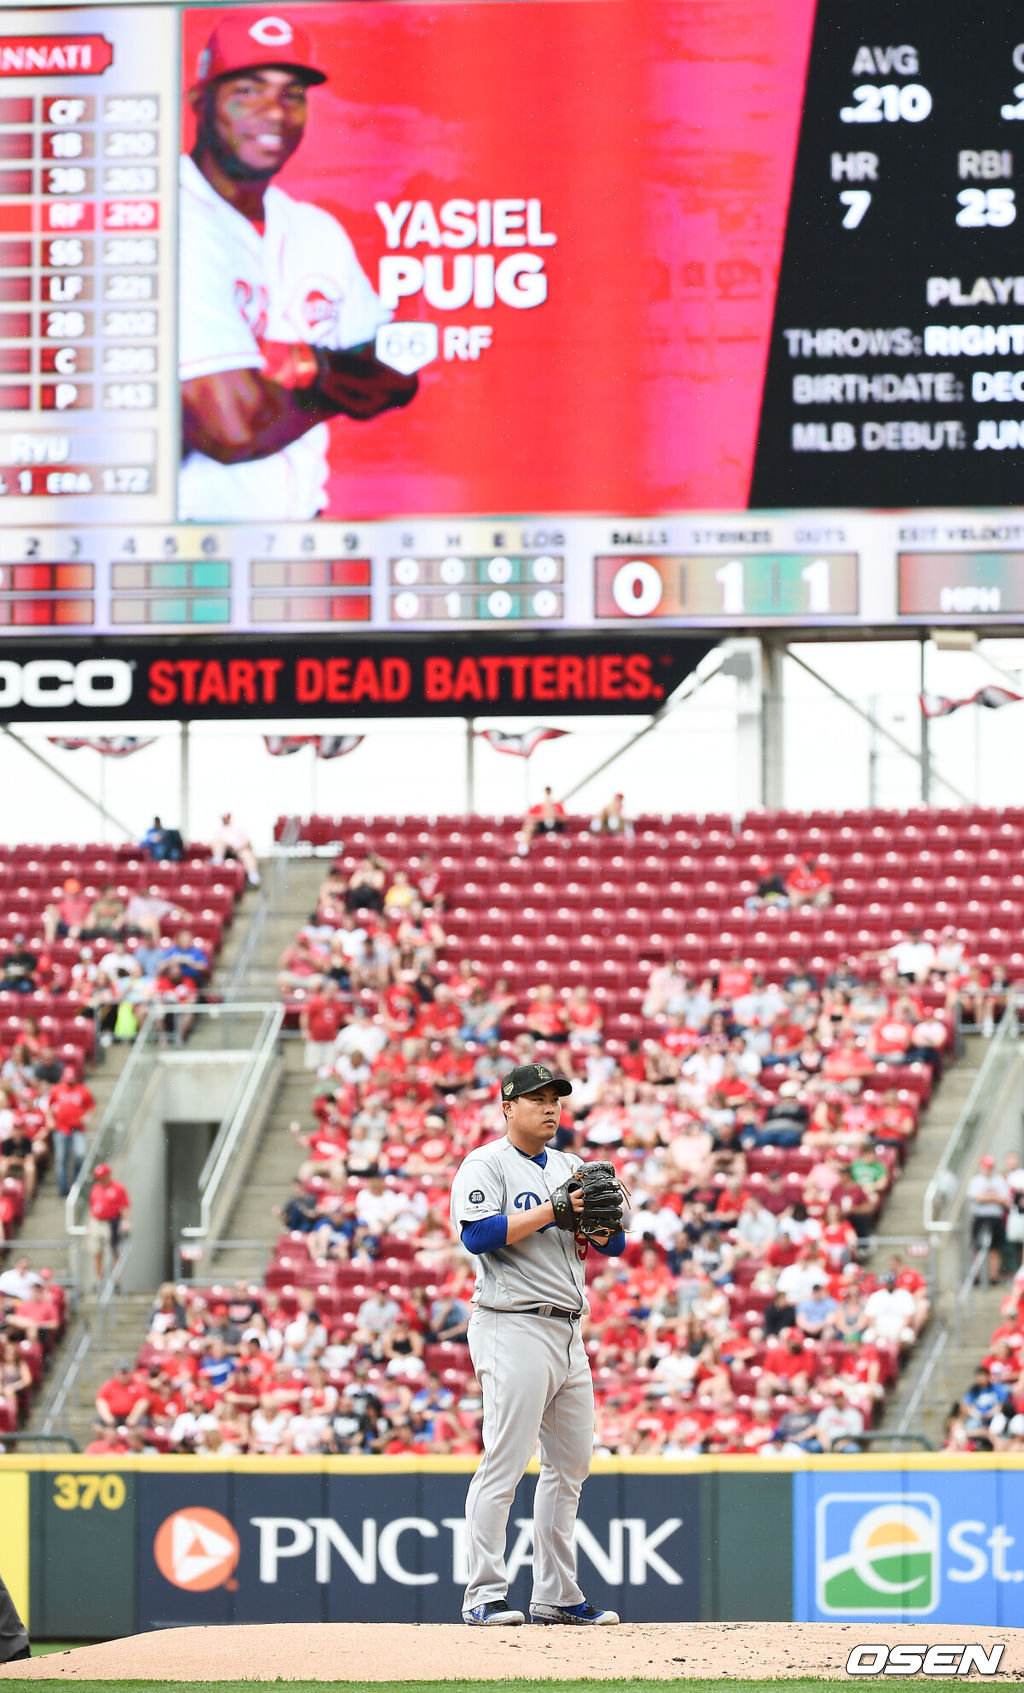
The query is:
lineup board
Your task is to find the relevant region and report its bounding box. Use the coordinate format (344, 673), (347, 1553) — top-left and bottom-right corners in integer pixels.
(0, 3), (1023, 636)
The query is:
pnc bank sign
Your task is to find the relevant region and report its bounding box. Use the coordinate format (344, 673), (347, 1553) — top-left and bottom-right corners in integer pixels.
(152, 1510), (685, 1592)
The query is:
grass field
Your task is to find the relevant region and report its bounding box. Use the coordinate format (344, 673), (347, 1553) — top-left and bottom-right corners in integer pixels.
(0, 1679), (947, 1692)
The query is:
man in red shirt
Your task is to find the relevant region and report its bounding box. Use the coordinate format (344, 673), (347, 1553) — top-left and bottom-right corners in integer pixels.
(87, 1163), (131, 1287)
(785, 855), (833, 909)
(416, 984), (462, 1044)
(514, 785), (567, 854)
(46, 1069), (95, 1197)
(94, 1361), (147, 1429)
(299, 977), (347, 1072)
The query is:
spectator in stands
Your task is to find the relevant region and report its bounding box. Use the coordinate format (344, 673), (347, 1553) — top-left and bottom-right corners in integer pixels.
(87, 1164), (131, 1288)
(140, 816), (184, 861)
(524, 981), (569, 1043)
(968, 1155), (1011, 1284)
(165, 929), (210, 988)
(151, 961), (199, 1044)
(84, 1420), (130, 1455)
(146, 1283), (186, 1345)
(743, 859), (789, 913)
(299, 978), (347, 1072)
(814, 1381), (865, 1452)
(934, 925), (965, 975)
(960, 1365), (1011, 1431)
(383, 868), (417, 917)
(46, 1068), (94, 1196)
(42, 878), (91, 945)
(795, 1284), (842, 1340)
(396, 901), (446, 971)
(1, 936), (37, 994)
(85, 882), (127, 939)
(0, 1091), (44, 1204)
(353, 1287), (403, 1352)
(345, 854), (387, 914)
(210, 811), (261, 888)
(887, 928), (935, 985)
(123, 884), (181, 944)
(0, 1257), (44, 1305)
(1002, 1151), (1024, 1272)
(565, 984), (603, 1044)
(590, 792), (634, 838)
(0, 1336), (32, 1426)
(412, 851), (445, 913)
(95, 1362), (148, 1429)
(785, 854), (833, 909)
(861, 1273), (918, 1347)
(514, 785), (567, 855)
(459, 983), (511, 1044)
(32, 1045), (63, 1090)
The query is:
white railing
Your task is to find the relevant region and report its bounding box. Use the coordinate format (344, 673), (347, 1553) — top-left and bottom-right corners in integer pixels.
(924, 996), (1022, 1233)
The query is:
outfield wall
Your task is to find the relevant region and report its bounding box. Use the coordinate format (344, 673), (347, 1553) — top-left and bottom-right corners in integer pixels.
(2, 1455), (1023, 1634)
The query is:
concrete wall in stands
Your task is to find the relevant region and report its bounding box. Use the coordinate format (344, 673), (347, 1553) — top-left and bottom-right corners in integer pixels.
(5, 1454), (1024, 1636)
(112, 1054), (253, 1292)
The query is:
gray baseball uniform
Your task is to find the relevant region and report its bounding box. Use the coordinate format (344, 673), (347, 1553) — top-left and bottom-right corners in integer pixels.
(450, 1134), (595, 1613)
(0, 1570), (29, 1662)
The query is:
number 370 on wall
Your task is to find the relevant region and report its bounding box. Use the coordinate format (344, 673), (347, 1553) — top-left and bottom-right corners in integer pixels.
(53, 1472), (126, 1510)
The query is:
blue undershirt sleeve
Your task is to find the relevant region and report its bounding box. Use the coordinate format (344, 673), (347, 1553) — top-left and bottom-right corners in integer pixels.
(592, 1230), (626, 1257)
(461, 1214), (508, 1253)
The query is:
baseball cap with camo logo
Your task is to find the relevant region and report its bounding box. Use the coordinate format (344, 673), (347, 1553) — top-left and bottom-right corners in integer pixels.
(501, 1063), (572, 1101)
(193, 11), (327, 91)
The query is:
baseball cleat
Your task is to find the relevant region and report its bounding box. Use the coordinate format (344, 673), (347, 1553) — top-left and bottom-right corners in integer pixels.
(530, 1600), (620, 1625)
(463, 1600), (526, 1625)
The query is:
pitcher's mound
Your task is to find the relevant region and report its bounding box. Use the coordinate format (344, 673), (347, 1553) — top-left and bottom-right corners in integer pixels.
(3, 1621), (1022, 1681)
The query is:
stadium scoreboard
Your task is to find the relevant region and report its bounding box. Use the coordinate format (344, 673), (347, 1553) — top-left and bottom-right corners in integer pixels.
(2, 2), (1024, 637)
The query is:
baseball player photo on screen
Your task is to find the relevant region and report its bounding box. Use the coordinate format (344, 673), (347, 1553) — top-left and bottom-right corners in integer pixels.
(177, 8), (418, 523)
(175, 0), (843, 525)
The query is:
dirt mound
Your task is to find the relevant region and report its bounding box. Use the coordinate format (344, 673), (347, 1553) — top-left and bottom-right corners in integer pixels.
(4, 1621), (1022, 1681)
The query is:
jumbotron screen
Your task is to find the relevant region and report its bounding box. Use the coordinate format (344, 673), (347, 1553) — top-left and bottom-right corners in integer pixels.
(0, 0), (1023, 636)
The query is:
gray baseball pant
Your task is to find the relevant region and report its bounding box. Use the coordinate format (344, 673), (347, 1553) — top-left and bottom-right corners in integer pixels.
(463, 1307), (594, 1613)
(0, 1570), (29, 1662)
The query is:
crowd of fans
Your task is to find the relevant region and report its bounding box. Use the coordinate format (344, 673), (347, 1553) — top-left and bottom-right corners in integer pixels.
(0, 824), (249, 1438)
(98, 813), (1007, 1460)
(944, 1150), (1024, 1452)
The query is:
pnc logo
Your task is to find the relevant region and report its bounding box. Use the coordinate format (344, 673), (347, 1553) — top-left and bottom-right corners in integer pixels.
(249, 16), (293, 46)
(154, 1507), (240, 1592)
(817, 1493), (939, 1616)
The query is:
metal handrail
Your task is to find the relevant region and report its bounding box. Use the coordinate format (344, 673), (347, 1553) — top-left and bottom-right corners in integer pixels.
(36, 1239), (133, 1439)
(0, 1432), (79, 1451)
(195, 1002), (283, 1197)
(924, 995), (1022, 1232)
(896, 1324), (949, 1436)
(38, 1325), (90, 1438)
(174, 1237), (272, 1280)
(64, 1011), (157, 1234)
(65, 1001), (284, 1236)
(848, 1431), (935, 1451)
(184, 1003), (284, 1244)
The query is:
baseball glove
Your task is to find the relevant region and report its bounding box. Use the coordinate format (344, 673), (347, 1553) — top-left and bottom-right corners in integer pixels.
(550, 1161), (627, 1241)
(305, 345), (419, 420)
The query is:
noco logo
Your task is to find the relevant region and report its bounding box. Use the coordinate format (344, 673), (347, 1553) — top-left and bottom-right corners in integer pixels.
(816, 1493), (940, 1616)
(154, 1507), (240, 1592)
(0, 658), (132, 709)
